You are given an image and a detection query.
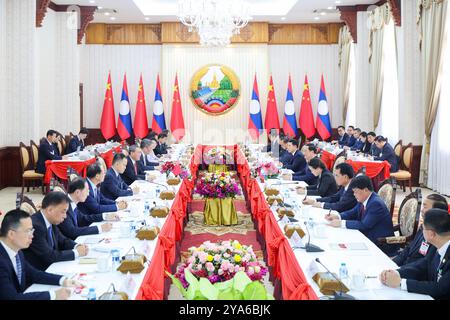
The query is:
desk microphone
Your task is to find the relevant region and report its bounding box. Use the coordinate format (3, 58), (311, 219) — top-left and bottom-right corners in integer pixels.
(144, 181), (169, 191)
(303, 221), (324, 252)
(315, 258), (355, 300)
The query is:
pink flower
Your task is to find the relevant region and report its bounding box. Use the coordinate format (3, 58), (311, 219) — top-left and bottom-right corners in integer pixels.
(205, 262), (215, 272)
(214, 254), (221, 262)
(234, 265), (240, 273)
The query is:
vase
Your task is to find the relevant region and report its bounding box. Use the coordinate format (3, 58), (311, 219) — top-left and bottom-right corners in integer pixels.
(204, 197), (238, 226)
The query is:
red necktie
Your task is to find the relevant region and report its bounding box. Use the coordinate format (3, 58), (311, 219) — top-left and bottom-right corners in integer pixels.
(359, 205), (366, 219)
(134, 162), (138, 175)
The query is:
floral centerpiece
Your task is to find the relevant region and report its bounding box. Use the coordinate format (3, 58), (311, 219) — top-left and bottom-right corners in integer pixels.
(252, 161), (280, 180)
(195, 172), (241, 199)
(160, 161), (189, 179)
(174, 240), (268, 289)
(204, 147), (234, 165)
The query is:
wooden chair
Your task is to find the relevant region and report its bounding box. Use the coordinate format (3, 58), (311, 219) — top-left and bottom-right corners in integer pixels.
(96, 156), (108, 173)
(390, 143), (413, 192)
(18, 194), (39, 215)
(393, 140), (403, 163)
(378, 188), (421, 249)
(332, 151), (346, 174)
(377, 178), (396, 217)
(19, 142), (45, 194)
(49, 179), (67, 194)
(355, 166), (366, 177)
(29, 140), (40, 170)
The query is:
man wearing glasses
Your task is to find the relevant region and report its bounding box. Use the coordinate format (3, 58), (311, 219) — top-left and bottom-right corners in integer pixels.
(0, 210), (80, 299)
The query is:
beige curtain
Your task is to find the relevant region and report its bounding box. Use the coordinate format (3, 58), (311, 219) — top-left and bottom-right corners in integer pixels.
(339, 26), (353, 122)
(417, 0), (449, 185)
(368, 3), (392, 129)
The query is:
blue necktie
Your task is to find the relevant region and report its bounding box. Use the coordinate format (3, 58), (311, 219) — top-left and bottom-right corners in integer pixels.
(15, 254), (22, 285)
(73, 207), (78, 226)
(432, 253), (441, 281)
(47, 226), (54, 248)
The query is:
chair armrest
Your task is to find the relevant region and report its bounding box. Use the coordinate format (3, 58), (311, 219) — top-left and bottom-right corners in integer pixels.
(393, 224), (400, 232)
(378, 236), (407, 245)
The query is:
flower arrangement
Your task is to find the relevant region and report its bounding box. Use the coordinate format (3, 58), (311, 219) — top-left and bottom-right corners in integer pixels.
(194, 172), (241, 199)
(160, 161), (189, 179)
(204, 147), (234, 165)
(253, 161), (280, 179)
(173, 240), (268, 290)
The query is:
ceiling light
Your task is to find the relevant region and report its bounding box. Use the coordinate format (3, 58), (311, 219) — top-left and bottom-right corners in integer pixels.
(281, 17), (286, 20)
(145, 17), (150, 21)
(320, 12), (326, 16)
(314, 17), (320, 20)
(110, 17), (116, 20)
(327, 6), (334, 10)
(98, 6), (103, 9)
(335, 0), (341, 4)
(104, 12), (110, 16)
(89, 0), (96, 3)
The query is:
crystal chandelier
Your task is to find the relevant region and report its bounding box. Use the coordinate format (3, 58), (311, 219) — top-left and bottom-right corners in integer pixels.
(177, 0), (251, 46)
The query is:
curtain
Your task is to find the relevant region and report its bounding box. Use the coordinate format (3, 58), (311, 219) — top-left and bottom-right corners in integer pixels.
(339, 25), (353, 123)
(368, 3), (392, 129)
(417, 0), (449, 185)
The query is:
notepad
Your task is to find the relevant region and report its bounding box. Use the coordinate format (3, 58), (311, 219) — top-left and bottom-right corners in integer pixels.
(329, 242), (368, 250)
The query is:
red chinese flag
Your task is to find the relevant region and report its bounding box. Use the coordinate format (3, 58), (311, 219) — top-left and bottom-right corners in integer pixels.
(299, 75), (316, 138)
(170, 74), (185, 142)
(264, 75), (280, 134)
(100, 72), (116, 140)
(133, 74), (149, 139)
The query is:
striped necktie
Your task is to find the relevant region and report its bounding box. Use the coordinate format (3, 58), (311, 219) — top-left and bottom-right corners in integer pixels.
(73, 207), (78, 226)
(15, 254), (22, 285)
(48, 226), (55, 248)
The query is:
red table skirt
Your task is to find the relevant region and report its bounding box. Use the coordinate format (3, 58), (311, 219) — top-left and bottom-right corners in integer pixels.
(44, 145), (122, 184)
(345, 159), (391, 180)
(320, 150), (336, 170)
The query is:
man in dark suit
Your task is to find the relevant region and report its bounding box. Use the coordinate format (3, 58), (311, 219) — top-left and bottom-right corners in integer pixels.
(102, 153), (139, 200)
(66, 128), (88, 154)
(303, 162), (357, 213)
(374, 136), (399, 172)
(293, 144), (319, 185)
(36, 130), (68, 174)
(283, 138), (307, 175)
(394, 194), (448, 266)
(0, 209), (82, 300)
(77, 163), (124, 225)
(345, 126), (357, 147)
(140, 139), (159, 170)
(154, 133), (168, 156)
(381, 209), (450, 299)
(22, 192), (89, 271)
(121, 145), (146, 185)
(349, 128), (363, 151)
(332, 126), (349, 147)
(58, 178), (113, 240)
(367, 131), (379, 156)
(326, 175), (397, 255)
(279, 136), (293, 166)
(358, 132), (372, 154)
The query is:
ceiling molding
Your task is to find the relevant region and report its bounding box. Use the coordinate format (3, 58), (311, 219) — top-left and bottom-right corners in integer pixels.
(337, 6), (358, 43)
(36, 0), (52, 27)
(388, 0), (401, 26)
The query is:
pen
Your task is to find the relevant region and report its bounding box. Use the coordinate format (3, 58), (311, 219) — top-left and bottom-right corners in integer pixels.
(365, 276), (378, 279)
(328, 209), (332, 216)
(98, 238), (105, 243)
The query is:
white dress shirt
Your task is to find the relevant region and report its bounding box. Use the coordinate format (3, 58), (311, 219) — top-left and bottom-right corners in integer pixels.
(400, 239), (450, 291)
(68, 195), (102, 233)
(320, 181), (350, 209)
(41, 212), (79, 258)
(0, 240), (65, 300)
(340, 192), (371, 229)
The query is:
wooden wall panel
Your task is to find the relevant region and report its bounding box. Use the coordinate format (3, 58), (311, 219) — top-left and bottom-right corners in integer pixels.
(85, 22), (343, 45)
(0, 147), (21, 189)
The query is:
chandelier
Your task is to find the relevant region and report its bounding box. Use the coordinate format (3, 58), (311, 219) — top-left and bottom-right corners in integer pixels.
(177, 0), (251, 46)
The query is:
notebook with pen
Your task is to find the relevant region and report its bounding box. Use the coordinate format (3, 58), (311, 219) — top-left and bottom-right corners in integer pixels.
(329, 242), (368, 250)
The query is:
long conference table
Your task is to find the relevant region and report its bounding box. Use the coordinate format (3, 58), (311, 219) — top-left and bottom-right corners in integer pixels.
(27, 143), (431, 300)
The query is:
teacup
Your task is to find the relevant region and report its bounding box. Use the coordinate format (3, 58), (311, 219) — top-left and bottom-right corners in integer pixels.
(351, 270), (366, 290)
(97, 255), (109, 272)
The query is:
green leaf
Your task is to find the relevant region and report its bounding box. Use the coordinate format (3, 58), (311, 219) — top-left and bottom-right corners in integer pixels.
(232, 271), (252, 292)
(186, 283), (197, 300)
(217, 288), (235, 300)
(213, 278), (234, 291)
(165, 271), (187, 298)
(266, 293), (275, 300)
(184, 268), (199, 292)
(232, 289), (244, 300)
(193, 290), (207, 300)
(199, 278), (219, 300)
(242, 281), (267, 300)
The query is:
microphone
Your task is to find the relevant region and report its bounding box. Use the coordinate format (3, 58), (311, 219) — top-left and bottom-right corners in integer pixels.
(303, 221), (324, 253)
(315, 258), (355, 300)
(144, 180), (169, 191)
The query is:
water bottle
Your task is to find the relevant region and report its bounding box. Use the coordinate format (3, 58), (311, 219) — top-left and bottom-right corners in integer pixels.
(144, 200), (150, 215)
(130, 221), (137, 235)
(339, 263), (349, 283)
(87, 288), (96, 300)
(155, 185), (161, 198)
(111, 249), (120, 269)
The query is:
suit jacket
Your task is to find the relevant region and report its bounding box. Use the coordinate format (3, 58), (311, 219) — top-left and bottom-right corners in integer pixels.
(370, 143), (380, 157)
(374, 143), (398, 172)
(279, 150), (293, 166)
(317, 182), (357, 212)
(154, 141), (168, 156)
(394, 228), (430, 267)
(346, 135), (357, 148)
(0, 245), (62, 300)
(351, 139), (364, 152)
(66, 136), (84, 154)
(36, 140), (62, 174)
(76, 180), (116, 223)
(306, 170), (338, 197)
(337, 133), (349, 147)
(398, 245), (450, 299)
(293, 166), (319, 185)
(139, 154), (158, 171)
(361, 141), (372, 154)
(121, 156), (146, 186)
(340, 192), (396, 254)
(57, 204), (99, 240)
(283, 150), (307, 174)
(23, 212), (76, 271)
(102, 168), (133, 200)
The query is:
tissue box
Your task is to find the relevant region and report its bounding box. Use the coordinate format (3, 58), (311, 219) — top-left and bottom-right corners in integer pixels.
(160, 190), (175, 200)
(277, 207), (295, 218)
(117, 254), (147, 274)
(312, 272), (350, 296)
(136, 226), (160, 240)
(283, 224), (305, 238)
(167, 177), (181, 185)
(264, 187), (280, 196)
(267, 195), (283, 206)
(150, 206), (169, 218)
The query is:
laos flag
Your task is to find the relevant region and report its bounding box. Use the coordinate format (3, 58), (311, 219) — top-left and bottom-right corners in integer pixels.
(248, 74), (263, 140)
(316, 74), (332, 140)
(282, 75), (297, 137)
(151, 74), (167, 134)
(117, 74), (133, 140)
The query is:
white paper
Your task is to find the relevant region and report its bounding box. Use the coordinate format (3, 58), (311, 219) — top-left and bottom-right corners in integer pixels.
(290, 230), (304, 249)
(120, 272), (136, 298)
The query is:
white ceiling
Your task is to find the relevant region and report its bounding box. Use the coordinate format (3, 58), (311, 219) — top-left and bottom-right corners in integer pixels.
(53, 0), (379, 24)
